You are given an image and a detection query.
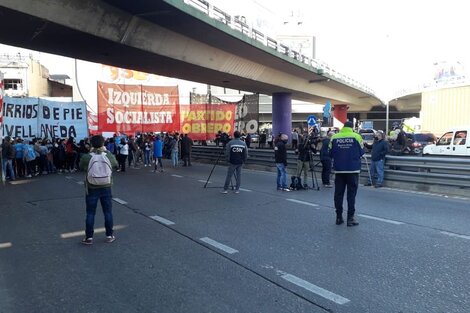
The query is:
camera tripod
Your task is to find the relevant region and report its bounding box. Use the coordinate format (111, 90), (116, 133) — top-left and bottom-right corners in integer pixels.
(307, 151), (320, 191)
(203, 147), (237, 190)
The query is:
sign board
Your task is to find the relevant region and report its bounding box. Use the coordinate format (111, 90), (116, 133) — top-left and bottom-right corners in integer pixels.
(362, 120), (373, 129)
(2, 96), (88, 139)
(307, 115), (317, 126)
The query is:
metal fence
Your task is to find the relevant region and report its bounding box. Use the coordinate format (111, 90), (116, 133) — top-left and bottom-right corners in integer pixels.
(192, 146), (470, 196)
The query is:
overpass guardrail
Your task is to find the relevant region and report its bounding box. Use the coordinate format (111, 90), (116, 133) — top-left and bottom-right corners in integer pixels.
(192, 146), (470, 197)
(183, 0), (376, 96)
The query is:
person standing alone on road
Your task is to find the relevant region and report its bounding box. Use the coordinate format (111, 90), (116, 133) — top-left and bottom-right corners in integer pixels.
(79, 135), (118, 245)
(329, 121), (364, 226)
(221, 131), (248, 194)
(275, 133), (290, 191)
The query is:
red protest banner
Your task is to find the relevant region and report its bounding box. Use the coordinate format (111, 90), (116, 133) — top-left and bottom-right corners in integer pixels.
(97, 82), (180, 134)
(180, 104), (236, 140)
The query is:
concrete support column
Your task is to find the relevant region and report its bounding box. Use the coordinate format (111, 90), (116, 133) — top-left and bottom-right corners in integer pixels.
(272, 92), (292, 141)
(333, 104), (349, 128)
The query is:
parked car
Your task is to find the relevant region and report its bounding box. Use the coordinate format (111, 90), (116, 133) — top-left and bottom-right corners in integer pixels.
(423, 128), (469, 156)
(402, 132), (437, 155)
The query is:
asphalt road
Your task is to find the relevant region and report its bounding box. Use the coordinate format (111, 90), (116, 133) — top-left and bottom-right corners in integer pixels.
(0, 159), (469, 313)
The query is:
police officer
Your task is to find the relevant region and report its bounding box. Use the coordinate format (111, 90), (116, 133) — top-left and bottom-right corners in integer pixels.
(329, 121), (364, 226)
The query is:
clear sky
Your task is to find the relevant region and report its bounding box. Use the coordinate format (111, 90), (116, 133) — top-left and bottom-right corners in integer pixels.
(2, 0), (470, 102)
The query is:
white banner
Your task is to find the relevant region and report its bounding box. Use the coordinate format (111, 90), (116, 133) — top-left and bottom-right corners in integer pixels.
(2, 96), (88, 140)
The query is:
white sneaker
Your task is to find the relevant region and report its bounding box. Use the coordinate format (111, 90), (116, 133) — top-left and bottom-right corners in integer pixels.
(221, 190), (228, 194)
(105, 236), (116, 243)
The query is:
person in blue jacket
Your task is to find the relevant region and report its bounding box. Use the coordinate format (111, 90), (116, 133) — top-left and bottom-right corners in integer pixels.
(329, 121), (364, 226)
(364, 130), (389, 188)
(153, 135), (164, 172)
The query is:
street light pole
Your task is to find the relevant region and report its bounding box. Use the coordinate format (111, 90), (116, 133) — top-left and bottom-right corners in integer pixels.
(385, 101), (390, 134)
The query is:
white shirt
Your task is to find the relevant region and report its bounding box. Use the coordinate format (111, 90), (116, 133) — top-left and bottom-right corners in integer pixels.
(119, 144), (129, 155)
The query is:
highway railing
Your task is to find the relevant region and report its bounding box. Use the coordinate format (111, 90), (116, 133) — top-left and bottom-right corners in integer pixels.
(183, 0), (377, 96)
(192, 146), (470, 197)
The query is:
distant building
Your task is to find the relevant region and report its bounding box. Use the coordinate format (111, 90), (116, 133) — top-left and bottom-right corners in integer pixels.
(0, 53), (72, 98)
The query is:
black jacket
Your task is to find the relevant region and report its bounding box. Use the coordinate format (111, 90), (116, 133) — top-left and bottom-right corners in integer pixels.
(225, 138), (248, 165)
(274, 141), (287, 165)
(320, 138), (331, 161)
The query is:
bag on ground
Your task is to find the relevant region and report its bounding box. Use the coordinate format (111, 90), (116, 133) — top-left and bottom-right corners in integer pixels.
(87, 152), (112, 185)
(290, 176), (304, 190)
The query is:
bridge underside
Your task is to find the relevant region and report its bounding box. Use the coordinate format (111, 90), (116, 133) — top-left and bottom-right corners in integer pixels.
(0, 0), (382, 111)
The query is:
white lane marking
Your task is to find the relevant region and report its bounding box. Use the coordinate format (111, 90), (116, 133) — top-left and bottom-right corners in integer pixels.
(9, 180), (32, 185)
(286, 199), (319, 207)
(238, 188), (252, 192)
(200, 237), (239, 254)
(113, 198), (128, 205)
(65, 176), (73, 180)
(358, 214), (404, 225)
(0, 242), (12, 249)
(150, 215), (175, 226)
(76, 181), (84, 185)
(440, 231), (470, 240)
(281, 273), (350, 305)
(60, 225), (127, 239)
(198, 180), (210, 183)
(171, 174), (183, 178)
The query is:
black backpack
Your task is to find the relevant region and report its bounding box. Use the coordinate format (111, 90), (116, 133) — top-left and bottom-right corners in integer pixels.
(290, 176), (304, 190)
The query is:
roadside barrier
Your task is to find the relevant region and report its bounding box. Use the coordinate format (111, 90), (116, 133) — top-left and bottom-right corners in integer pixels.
(192, 146), (470, 197)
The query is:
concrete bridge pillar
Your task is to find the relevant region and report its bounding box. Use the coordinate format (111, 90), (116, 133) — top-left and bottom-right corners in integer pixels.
(272, 92), (292, 141)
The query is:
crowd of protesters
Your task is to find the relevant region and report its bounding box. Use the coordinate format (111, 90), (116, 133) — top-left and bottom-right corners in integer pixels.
(0, 132), (194, 181)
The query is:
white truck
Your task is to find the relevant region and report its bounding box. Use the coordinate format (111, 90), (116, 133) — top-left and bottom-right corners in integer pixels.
(422, 128), (469, 156)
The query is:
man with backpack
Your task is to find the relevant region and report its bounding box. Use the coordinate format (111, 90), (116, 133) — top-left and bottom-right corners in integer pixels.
(79, 135), (118, 245)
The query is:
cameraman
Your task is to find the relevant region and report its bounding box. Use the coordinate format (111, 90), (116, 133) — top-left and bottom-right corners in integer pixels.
(295, 132), (317, 189)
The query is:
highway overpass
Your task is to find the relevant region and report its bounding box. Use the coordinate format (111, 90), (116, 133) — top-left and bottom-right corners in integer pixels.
(0, 0), (383, 136)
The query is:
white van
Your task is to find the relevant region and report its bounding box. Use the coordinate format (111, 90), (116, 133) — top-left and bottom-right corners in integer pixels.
(422, 128), (470, 156)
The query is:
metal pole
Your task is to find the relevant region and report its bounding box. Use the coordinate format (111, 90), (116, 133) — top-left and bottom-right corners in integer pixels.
(385, 101), (390, 134)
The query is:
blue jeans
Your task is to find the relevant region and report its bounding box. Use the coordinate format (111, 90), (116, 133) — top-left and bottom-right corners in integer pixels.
(171, 150), (178, 166)
(276, 163), (288, 189)
(369, 159), (384, 185)
(85, 187), (113, 238)
(2, 158), (15, 180)
(144, 150), (151, 166)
